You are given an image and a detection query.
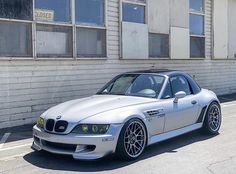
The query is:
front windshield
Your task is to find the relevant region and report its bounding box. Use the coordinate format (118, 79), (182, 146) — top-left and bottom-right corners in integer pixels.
(97, 74), (165, 98)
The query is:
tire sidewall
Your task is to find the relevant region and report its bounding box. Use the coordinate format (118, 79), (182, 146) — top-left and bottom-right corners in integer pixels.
(204, 102), (222, 134)
(116, 118), (147, 160)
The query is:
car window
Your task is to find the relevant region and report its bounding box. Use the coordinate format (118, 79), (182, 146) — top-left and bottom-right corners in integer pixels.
(109, 75), (136, 94)
(170, 76), (192, 95)
(161, 80), (173, 99)
(97, 74), (165, 98)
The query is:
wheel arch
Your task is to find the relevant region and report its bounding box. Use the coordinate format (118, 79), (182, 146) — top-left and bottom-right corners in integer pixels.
(115, 116), (149, 153)
(201, 100), (221, 124)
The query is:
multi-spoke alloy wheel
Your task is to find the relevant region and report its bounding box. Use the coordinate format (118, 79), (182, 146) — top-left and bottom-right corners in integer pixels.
(116, 119), (146, 160)
(208, 104), (221, 131)
(202, 102), (222, 135)
(124, 121), (146, 158)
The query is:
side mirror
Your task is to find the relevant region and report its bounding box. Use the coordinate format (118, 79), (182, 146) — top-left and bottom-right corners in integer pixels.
(174, 91), (187, 103)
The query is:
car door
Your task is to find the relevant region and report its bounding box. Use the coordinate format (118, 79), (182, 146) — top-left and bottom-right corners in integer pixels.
(161, 75), (201, 132)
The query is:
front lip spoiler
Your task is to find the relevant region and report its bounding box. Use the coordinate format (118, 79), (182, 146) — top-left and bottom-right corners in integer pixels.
(32, 124), (123, 160)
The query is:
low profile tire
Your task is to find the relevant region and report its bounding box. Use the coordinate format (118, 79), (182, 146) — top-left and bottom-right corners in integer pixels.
(116, 118), (147, 161)
(201, 102), (222, 135)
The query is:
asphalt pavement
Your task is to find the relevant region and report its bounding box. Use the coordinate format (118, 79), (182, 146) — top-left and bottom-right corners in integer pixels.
(0, 95), (236, 174)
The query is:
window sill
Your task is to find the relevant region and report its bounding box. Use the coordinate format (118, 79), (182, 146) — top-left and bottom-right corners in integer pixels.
(0, 57), (108, 61)
(120, 57), (206, 60)
(211, 58), (236, 60)
(189, 57), (205, 60)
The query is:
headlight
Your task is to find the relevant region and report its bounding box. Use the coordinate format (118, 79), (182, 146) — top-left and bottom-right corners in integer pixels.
(71, 124), (110, 134)
(37, 117), (44, 129)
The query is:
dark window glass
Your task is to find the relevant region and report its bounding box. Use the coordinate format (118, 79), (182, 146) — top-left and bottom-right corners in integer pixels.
(190, 14), (204, 35)
(76, 28), (106, 57)
(36, 25), (72, 57)
(35, 0), (71, 23)
(170, 76), (192, 95)
(185, 74), (201, 94)
(149, 33), (169, 57)
(190, 36), (205, 57)
(122, 3), (145, 23)
(75, 0), (105, 26)
(98, 74), (165, 98)
(0, 21), (32, 57)
(0, 0), (32, 20)
(161, 80), (173, 99)
(190, 0), (204, 13)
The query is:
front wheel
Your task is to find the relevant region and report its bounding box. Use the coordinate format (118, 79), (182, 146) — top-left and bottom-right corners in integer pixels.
(116, 118), (147, 161)
(201, 102), (222, 135)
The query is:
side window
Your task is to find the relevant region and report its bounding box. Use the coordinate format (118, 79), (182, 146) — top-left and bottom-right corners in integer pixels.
(161, 80), (173, 99)
(170, 76), (192, 95)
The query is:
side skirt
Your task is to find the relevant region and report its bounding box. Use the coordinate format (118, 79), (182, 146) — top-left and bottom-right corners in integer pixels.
(148, 123), (203, 145)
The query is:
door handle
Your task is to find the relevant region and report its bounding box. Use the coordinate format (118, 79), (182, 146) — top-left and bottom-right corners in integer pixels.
(191, 100), (197, 105)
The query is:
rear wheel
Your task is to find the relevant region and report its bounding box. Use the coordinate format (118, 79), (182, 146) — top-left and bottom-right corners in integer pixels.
(201, 102), (221, 135)
(116, 118), (147, 161)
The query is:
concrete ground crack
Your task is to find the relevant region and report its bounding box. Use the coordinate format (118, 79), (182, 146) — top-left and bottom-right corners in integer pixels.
(206, 156), (236, 174)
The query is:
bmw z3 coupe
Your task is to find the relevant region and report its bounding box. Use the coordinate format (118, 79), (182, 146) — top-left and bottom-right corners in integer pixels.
(32, 70), (222, 160)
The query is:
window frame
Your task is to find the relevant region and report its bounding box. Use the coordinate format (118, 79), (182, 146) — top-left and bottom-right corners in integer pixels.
(119, 0), (147, 59)
(169, 75), (193, 97)
(0, 0), (33, 21)
(0, 0), (34, 59)
(75, 0), (107, 58)
(148, 33), (170, 58)
(34, 0), (72, 24)
(97, 73), (165, 99)
(189, 0), (206, 58)
(76, 27), (107, 57)
(35, 23), (73, 58)
(122, 1), (146, 24)
(0, 20), (33, 57)
(0, 0), (107, 59)
(160, 79), (173, 99)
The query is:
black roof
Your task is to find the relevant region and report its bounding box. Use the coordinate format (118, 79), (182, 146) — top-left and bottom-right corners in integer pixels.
(125, 69), (184, 76)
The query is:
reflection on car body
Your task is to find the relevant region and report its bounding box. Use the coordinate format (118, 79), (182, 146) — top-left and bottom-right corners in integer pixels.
(32, 69), (222, 161)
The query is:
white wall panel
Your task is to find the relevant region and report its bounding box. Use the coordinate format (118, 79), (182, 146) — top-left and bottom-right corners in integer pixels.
(170, 0), (189, 28)
(148, 0), (170, 34)
(171, 27), (190, 59)
(228, 0), (236, 58)
(213, 0), (228, 59)
(122, 22), (148, 59)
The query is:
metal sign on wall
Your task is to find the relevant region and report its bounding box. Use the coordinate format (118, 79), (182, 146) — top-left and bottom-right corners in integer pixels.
(35, 9), (54, 22)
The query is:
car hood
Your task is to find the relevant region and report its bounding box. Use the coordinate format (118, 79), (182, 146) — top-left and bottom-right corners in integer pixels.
(43, 95), (154, 123)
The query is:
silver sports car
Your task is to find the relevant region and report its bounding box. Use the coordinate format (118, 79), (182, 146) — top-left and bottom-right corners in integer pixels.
(32, 70), (222, 160)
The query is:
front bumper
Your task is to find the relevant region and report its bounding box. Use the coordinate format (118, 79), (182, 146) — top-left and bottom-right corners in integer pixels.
(32, 124), (123, 160)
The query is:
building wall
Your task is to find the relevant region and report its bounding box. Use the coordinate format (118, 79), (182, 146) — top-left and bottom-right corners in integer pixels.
(228, 0), (236, 58)
(1, 0), (236, 128)
(213, 0), (228, 59)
